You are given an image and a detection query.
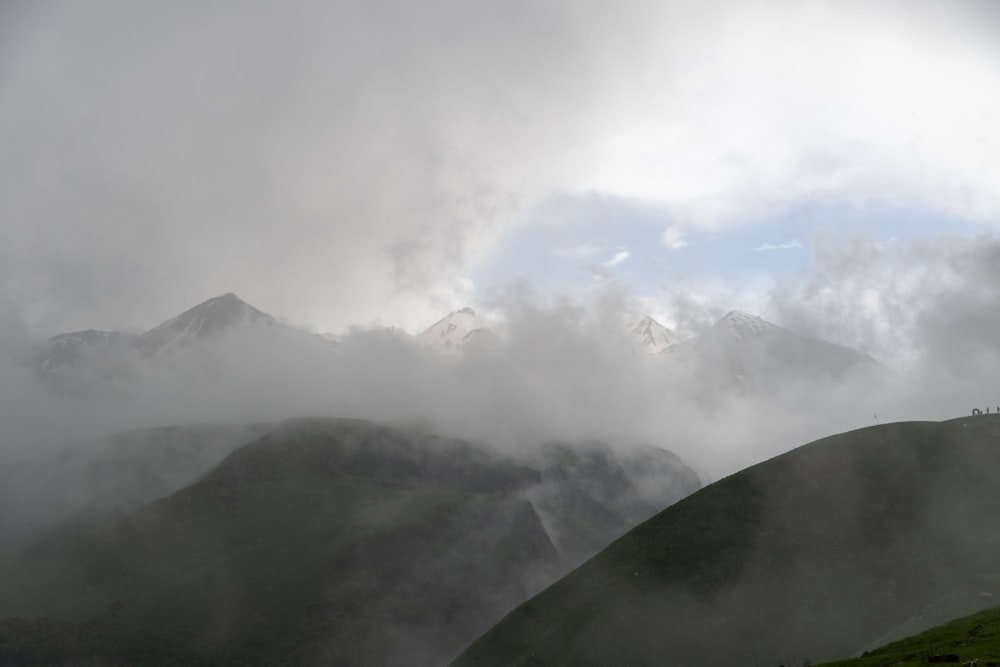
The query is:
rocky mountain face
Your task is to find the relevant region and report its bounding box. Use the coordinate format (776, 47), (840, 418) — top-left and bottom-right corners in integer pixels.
(133, 292), (280, 356)
(627, 315), (677, 354)
(664, 310), (879, 395)
(30, 294), (878, 400)
(525, 440), (701, 564)
(31, 330), (138, 375)
(29, 293), (272, 382)
(29, 293), (334, 396)
(415, 307), (500, 355)
(30, 330), (138, 394)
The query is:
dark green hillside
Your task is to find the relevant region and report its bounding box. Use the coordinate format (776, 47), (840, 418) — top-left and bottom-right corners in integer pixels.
(818, 605), (1000, 666)
(0, 418), (559, 666)
(0, 423), (266, 560)
(454, 416), (1000, 667)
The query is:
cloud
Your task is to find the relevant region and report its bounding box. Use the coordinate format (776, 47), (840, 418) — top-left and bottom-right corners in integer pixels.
(661, 226), (687, 250)
(0, 0), (601, 333)
(753, 239), (804, 252)
(4, 1), (1000, 334)
(766, 232), (985, 366)
(573, 1), (1000, 226)
(5, 233), (1000, 488)
(1, 7), (998, 486)
(604, 250), (630, 267)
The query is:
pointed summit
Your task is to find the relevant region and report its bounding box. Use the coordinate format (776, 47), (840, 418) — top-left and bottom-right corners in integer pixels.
(135, 293), (278, 354)
(627, 315), (677, 354)
(713, 310), (776, 340)
(416, 307), (495, 354)
(670, 309), (878, 392)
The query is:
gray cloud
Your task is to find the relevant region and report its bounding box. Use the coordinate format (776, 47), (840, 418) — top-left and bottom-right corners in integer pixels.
(4, 1), (1000, 335)
(4, 1), (1000, 493)
(0, 0), (597, 332)
(0, 238), (995, 512)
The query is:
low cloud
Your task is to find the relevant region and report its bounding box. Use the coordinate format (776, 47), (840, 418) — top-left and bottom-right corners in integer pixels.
(4, 235), (1000, 484)
(753, 239), (803, 251)
(6, 2), (998, 334)
(604, 250), (630, 267)
(661, 226), (687, 250)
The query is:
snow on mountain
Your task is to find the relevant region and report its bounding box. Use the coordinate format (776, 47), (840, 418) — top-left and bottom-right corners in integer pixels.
(667, 310), (878, 393)
(416, 307), (498, 354)
(31, 293), (341, 396)
(415, 309), (674, 356)
(31, 329), (138, 376)
(627, 315), (677, 354)
(713, 310), (776, 340)
(134, 292), (280, 355)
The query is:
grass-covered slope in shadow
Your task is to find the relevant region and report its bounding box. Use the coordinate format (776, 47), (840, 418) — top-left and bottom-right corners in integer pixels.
(0, 418), (558, 666)
(0, 423), (268, 560)
(818, 604), (1000, 666)
(454, 416), (1000, 667)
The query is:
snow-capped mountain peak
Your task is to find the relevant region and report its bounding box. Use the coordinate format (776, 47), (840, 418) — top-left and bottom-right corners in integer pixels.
(416, 307), (495, 354)
(135, 292), (279, 354)
(713, 310), (777, 341)
(627, 315), (677, 354)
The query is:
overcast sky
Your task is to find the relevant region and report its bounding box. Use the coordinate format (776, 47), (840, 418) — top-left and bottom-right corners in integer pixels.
(2, 0), (999, 352)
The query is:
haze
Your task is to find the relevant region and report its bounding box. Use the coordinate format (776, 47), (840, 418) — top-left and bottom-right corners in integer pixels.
(2, 0), (1000, 478)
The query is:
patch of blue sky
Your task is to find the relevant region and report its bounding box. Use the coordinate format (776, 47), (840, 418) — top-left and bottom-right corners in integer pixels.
(473, 193), (986, 298)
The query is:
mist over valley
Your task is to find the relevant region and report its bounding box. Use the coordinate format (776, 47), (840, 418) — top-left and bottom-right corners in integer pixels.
(4, 0), (1000, 664)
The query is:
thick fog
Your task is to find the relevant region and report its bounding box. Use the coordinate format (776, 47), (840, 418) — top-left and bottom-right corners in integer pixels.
(5, 5), (1000, 665)
(1, 233), (999, 482)
(2, 0), (1000, 476)
(3, 1), (1000, 334)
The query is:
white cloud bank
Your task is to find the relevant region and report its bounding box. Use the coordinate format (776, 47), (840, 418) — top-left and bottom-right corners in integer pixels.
(1, 1), (999, 333)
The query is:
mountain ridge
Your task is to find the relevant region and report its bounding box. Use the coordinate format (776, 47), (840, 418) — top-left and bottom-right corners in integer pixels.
(0, 416), (700, 666)
(453, 415), (1000, 667)
(133, 292), (281, 355)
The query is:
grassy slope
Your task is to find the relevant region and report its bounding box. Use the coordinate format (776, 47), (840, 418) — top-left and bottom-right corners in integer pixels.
(0, 418), (558, 666)
(0, 423), (266, 562)
(454, 416), (1000, 667)
(819, 605), (1000, 666)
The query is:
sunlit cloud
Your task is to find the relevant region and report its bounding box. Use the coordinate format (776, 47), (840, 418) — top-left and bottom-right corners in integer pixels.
(753, 239), (804, 252)
(604, 250), (631, 267)
(661, 226), (687, 250)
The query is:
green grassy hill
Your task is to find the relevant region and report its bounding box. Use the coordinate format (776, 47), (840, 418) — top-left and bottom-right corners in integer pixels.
(453, 416), (1000, 667)
(0, 423), (266, 560)
(0, 418), (559, 666)
(817, 604), (1000, 666)
(0, 417), (699, 665)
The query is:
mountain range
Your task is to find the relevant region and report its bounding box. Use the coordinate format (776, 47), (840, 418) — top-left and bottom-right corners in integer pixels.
(665, 309), (879, 397)
(6, 293), (992, 666)
(6, 409), (997, 665)
(29, 293), (879, 397)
